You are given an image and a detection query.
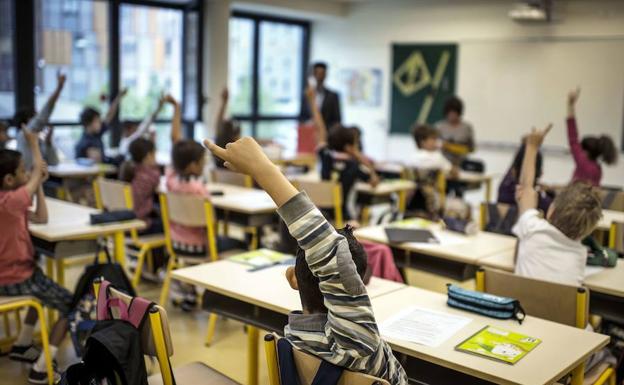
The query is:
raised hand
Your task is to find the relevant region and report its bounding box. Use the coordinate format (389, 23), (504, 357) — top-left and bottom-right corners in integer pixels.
(56, 71), (67, 90)
(164, 93), (178, 105)
(525, 123), (552, 147)
(40, 162), (49, 183)
(221, 88), (229, 102)
(119, 87), (129, 97)
(204, 137), (273, 177)
(567, 87), (580, 106)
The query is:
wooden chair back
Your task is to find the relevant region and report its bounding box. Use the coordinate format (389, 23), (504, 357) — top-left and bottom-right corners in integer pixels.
(94, 178), (132, 211)
(212, 168), (253, 188)
(295, 180), (343, 228)
(264, 334), (389, 385)
(476, 267), (588, 328)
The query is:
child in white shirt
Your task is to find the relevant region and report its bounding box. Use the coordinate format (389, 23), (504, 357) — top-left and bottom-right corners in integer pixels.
(406, 124), (452, 172)
(513, 125), (602, 286)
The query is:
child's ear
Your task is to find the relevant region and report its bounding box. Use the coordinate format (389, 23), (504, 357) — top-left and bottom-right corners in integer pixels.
(285, 266), (299, 290)
(2, 174), (13, 189)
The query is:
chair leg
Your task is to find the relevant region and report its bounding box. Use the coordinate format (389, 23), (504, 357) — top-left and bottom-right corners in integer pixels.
(32, 302), (54, 385)
(14, 309), (21, 334)
(247, 325), (259, 385)
(132, 246), (149, 288)
(146, 249), (154, 275)
(159, 254), (176, 306)
(570, 362), (585, 385)
(55, 258), (65, 287)
(45, 258), (55, 324)
(204, 313), (219, 347)
(2, 313), (10, 338)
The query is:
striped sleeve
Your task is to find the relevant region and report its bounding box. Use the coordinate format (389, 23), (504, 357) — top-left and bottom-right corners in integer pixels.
(277, 192), (381, 360)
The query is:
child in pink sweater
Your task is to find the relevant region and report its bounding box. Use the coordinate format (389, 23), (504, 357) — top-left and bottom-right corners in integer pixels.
(566, 88), (617, 186)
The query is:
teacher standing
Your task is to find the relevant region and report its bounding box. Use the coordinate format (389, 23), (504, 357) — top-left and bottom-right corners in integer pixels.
(299, 62), (342, 129)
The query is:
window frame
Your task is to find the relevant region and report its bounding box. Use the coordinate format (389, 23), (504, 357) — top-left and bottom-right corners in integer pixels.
(230, 11), (310, 137)
(9, 0), (203, 144)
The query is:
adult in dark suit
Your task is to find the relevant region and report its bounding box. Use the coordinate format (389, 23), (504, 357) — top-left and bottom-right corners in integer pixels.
(299, 62), (342, 129)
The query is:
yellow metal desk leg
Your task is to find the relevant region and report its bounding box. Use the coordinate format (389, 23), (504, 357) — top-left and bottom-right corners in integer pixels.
(398, 190), (407, 216)
(570, 362), (585, 385)
(247, 325), (259, 385)
(113, 231), (126, 268)
(485, 179), (492, 202)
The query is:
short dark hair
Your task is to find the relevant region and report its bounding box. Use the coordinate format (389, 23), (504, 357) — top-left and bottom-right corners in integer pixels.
(412, 124), (439, 148)
(0, 150), (22, 185)
(13, 107), (36, 128)
(581, 135), (617, 165)
(327, 124), (356, 152)
(80, 107), (101, 127)
(313, 62), (327, 71)
(172, 139), (205, 174)
(128, 138), (155, 164)
(511, 144), (543, 180)
(295, 226), (367, 313)
(443, 96), (464, 116)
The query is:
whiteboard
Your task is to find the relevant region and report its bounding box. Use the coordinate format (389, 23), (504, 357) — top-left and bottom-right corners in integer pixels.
(457, 38), (624, 149)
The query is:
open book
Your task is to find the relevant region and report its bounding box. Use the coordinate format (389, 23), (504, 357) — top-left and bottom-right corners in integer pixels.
(455, 326), (541, 365)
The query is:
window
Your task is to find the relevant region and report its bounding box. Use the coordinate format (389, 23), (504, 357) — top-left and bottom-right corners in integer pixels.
(229, 13), (309, 153)
(0, 0), (14, 118)
(34, 0), (109, 122)
(120, 4), (183, 121)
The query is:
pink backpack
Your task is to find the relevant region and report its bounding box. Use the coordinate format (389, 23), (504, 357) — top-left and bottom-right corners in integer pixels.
(96, 280), (154, 329)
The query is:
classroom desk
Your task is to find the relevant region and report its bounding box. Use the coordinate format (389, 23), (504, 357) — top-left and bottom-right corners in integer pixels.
(354, 224), (517, 280)
(48, 162), (117, 201)
(172, 259), (405, 385)
(289, 172), (416, 222)
(174, 259), (607, 385)
(272, 153), (317, 170)
(456, 171), (494, 202)
(597, 209), (624, 249)
(479, 252), (624, 323)
(372, 286), (609, 385)
(29, 198), (145, 283)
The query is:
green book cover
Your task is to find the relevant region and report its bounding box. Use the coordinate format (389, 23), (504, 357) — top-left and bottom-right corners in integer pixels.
(455, 326), (541, 365)
(391, 218), (433, 229)
(229, 249), (293, 268)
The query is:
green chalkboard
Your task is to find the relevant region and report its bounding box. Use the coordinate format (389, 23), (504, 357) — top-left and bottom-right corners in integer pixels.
(390, 44), (457, 133)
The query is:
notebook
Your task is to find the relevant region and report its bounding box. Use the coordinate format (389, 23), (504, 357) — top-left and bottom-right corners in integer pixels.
(384, 227), (439, 244)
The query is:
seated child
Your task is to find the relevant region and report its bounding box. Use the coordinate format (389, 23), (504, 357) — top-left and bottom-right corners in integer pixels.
(305, 86), (379, 222)
(75, 88), (127, 163)
(566, 88), (617, 186)
(205, 136), (408, 385)
(14, 72), (65, 169)
(0, 129), (72, 384)
(119, 95), (179, 235)
(405, 124), (453, 219)
(514, 124), (602, 286)
(498, 141), (553, 213)
(214, 88), (241, 169)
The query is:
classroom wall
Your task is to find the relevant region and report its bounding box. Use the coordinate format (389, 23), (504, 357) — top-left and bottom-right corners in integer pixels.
(308, 0), (624, 187)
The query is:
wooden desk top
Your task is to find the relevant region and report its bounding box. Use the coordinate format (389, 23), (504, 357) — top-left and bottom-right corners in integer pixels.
(171, 259), (407, 315)
(290, 172), (416, 196)
(48, 162), (116, 178)
(583, 262), (624, 298)
(456, 171), (493, 183)
(597, 209), (624, 231)
(158, 177), (277, 215)
(355, 225), (517, 265)
(29, 198), (145, 242)
(478, 250), (516, 272)
(371, 286), (609, 385)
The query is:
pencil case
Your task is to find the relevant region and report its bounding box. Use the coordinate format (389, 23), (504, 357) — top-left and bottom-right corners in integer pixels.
(90, 210), (136, 225)
(446, 284), (526, 324)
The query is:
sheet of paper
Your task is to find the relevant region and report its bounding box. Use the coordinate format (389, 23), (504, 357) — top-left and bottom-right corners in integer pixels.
(380, 306), (472, 347)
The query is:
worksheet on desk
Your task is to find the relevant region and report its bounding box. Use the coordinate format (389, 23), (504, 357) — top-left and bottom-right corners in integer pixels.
(380, 306), (472, 347)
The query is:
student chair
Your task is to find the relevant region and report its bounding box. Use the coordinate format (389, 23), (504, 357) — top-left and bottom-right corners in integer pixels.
(93, 178), (166, 287)
(0, 297), (54, 385)
(294, 180), (343, 228)
(475, 268), (616, 385)
(92, 281), (238, 385)
(263, 334), (390, 385)
(158, 192), (223, 346)
(479, 202), (519, 235)
(211, 168), (253, 188)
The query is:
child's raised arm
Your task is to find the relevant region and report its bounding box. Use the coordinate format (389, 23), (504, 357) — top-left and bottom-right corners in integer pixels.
(205, 137), (297, 207)
(567, 87), (580, 118)
(166, 95), (182, 144)
(27, 72), (66, 133)
(517, 124), (551, 214)
(215, 88), (228, 133)
(23, 129), (46, 197)
(305, 85), (327, 146)
(104, 88), (128, 126)
(131, 94), (165, 143)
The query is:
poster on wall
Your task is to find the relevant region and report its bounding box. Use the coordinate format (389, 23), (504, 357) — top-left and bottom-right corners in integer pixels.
(339, 68), (382, 107)
(390, 44), (457, 134)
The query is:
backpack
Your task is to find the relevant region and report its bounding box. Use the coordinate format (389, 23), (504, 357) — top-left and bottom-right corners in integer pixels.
(62, 280), (159, 385)
(583, 236), (620, 267)
(278, 338), (344, 385)
(68, 243), (136, 356)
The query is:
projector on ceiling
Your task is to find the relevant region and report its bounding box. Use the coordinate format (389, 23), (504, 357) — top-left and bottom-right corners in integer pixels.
(509, 1), (552, 22)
